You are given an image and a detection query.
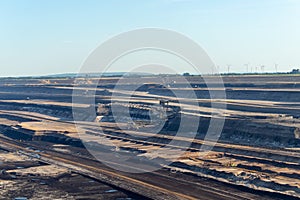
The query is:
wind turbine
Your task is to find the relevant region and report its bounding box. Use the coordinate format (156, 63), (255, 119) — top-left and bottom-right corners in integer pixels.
(244, 63), (250, 73)
(227, 65), (231, 74)
(216, 65), (220, 74)
(260, 65), (265, 73)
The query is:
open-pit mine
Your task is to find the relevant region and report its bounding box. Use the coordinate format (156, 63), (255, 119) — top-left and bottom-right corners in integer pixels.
(0, 74), (300, 200)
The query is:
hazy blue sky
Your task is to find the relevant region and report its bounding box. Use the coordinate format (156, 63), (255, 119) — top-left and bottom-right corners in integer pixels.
(0, 0), (300, 76)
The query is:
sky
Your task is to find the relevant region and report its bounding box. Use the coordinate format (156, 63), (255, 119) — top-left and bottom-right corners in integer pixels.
(0, 0), (300, 76)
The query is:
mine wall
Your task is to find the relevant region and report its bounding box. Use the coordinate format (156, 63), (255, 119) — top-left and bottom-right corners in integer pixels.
(0, 92), (72, 102)
(0, 124), (33, 140)
(141, 110), (300, 148)
(221, 118), (300, 147)
(0, 102), (73, 120)
(0, 124), (84, 148)
(170, 161), (300, 194)
(33, 134), (84, 148)
(149, 88), (300, 102)
(0, 100), (299, 149)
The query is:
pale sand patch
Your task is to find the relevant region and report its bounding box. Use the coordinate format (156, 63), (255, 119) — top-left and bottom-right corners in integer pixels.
(7, 165), (68, 177)
(20, 121), (77, 133)
(0, 153), (28, 162)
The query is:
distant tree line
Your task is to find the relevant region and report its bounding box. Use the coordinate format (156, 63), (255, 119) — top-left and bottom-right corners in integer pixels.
(181, 69), (300, 76)
(291, 69), (300, 74)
